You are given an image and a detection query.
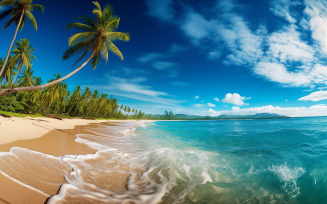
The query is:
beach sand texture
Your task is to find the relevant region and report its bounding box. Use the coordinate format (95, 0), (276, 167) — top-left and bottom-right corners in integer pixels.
(0, 116), (138, 204)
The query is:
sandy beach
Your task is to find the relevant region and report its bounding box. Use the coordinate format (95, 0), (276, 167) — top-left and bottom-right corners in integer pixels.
(0, 116), (129, 204)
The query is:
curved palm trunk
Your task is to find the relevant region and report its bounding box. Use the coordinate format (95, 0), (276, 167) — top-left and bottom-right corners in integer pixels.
(5, 93), (19, 111)
(0, 10), (25, 78)
(0, 53), (94, 97)
(11, 62), (23, 89)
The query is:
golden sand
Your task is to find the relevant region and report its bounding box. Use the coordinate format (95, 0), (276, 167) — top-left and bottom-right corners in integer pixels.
(0, 116), (130, 204)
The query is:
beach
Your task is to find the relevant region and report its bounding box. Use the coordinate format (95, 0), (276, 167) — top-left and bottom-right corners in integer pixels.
(2, 117), (327, 203)
(0, 116), (134, 203)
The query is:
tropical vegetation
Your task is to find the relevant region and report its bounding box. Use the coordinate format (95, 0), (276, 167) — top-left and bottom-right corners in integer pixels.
(0, 1), (151, 120)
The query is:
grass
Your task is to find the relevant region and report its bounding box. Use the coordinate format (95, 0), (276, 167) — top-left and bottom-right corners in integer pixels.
(0, 110), (45, 118)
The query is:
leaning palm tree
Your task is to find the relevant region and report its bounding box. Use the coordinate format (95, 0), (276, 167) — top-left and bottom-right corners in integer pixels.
(11, 39), (36, 86)
(0, 0), (44, 78)
(0, 1), (130, 97)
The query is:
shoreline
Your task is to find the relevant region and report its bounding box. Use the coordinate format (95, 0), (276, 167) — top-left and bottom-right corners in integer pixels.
(0, 116), (138, 203)
(0, 116), (104, 145)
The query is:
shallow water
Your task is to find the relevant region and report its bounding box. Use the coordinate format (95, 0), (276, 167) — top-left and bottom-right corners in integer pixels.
(2, 118), (327, 203)
(49, 117), (327, 203)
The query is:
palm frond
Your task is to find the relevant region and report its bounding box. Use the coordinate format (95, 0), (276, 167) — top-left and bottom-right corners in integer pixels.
(100, 43), (109, 63)
(71, 50), (87, 68)
(67, 22), (94, 32)
(0, 8), (13, 21)
(76, 16), (96, 28)
(106, 41), (123, 60)
(92, 1), (101, 14)
(25, 10), (37, 30)
(3, 16), (15, 29)
(68, 32), (94, 46)
(105, 17), (119, 30)
(106, 32), (130, 42)
(91, 52), (100, 69)
(0, 0), (15, 6)
(63, 41), (90, 60)
(31, 4), (44, 13)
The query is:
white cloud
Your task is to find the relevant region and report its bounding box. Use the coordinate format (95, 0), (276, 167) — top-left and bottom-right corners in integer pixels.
(87, 76), (185, 107)
(107, 77), (167, 97)
(269, 0), (299, 23)
(144, 0), (327, 89)
(208, 51), (221, 60)
(145, 0), (174, 22)
(299, 91), (327, 101)
(138, 53), (162, 63)
(181, 11), (213, 41)
(221, 93), (249, 106)
(267, 26), (315, 63)
(195, 95), (200, 99)
(217, 14), (264, 65)
(254, 62), (312, 86)
(195, 104), (204, 108)
(304, 0), (327, 55)
(207, 102), (216, 107)
(153, 61), (177, 70)
(203, 104), (327, 117)
(214, 97), (220, 102)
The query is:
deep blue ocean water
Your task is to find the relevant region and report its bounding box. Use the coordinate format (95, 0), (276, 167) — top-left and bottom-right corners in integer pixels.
(131, 117), (327, 203)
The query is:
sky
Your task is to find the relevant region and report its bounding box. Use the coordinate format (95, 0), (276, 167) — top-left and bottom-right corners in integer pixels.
(2, 0), (327, 117)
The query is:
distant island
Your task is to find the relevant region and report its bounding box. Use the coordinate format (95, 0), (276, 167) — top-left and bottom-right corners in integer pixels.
(158, 112), (289, 120)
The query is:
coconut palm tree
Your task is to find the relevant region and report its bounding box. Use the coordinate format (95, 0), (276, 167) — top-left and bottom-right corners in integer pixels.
(38, 73), (64, 113)
(11, 39), (36, 86)
(0, 0), (44, 78)
(5, 65), (35, 110)
(66, 85), (81, 115)
(73, 86), (91, 116)
(0, 1), (129, 97)
(1, 56), (16, 86)
(17, 65), (35, 86)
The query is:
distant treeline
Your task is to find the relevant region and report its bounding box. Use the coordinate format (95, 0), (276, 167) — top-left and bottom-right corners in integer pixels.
(0, 70), (147, 119)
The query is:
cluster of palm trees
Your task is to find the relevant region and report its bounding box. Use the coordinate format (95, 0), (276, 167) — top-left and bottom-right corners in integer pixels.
(0, 68), (143, 119)
(0, 0), (151, 119)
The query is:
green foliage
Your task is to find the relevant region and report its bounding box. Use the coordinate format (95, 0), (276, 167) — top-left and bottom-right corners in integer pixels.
(0, 0), (44, 30)
(63, 1), (130, 69)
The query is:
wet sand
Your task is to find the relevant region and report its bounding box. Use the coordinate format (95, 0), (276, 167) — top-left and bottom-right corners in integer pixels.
(0, 123), (99, 156)
(0, 116), (128, 204)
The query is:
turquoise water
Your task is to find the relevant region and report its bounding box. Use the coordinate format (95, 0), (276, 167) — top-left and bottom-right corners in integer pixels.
(130, 118), (327, 203)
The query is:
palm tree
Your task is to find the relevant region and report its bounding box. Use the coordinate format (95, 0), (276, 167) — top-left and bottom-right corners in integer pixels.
(0, 0), (44, 78)
(73, 86), (91, 116)
(1, 56), (16, 85)
(66, 85), (81, 115)
(0, 1), (129, 97)
(84, 90), (99, 117)
(28, 76), (41, 103)
(6, 65), (35, 110)
(17, 65), (35, 86)
(38, 73), (64, 113)
(10, 39), (36, 86)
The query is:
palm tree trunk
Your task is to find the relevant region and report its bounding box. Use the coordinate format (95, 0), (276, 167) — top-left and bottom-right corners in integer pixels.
(0, 10), (25, 78)
(5, 93), (19, 111)
(11, 62), (23, 89)
(0, 53), (94, 96)
(66, 103), (75, 116)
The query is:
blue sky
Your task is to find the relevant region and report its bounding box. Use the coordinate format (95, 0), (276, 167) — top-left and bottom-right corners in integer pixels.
(2, 0), (327, 117)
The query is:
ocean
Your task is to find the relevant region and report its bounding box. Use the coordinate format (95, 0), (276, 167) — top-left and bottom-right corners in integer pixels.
(48, 117), (327, 203)
(3, 118), (326, 203)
